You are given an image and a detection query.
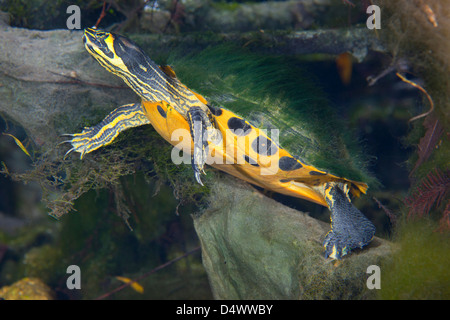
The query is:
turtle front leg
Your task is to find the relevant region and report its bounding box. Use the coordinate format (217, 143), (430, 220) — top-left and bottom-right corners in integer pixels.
(187, 107), (217, 186)
(323, 182), (376, 259)
(64, 103), (150, 159)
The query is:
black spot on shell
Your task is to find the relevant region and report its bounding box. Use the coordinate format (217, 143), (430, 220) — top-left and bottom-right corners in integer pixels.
(157, 105), (166, 118)
(207, 104), (223, 116)
(280, 179), (291, 183)
(309, 170), (327, 176)
(279, 156), (303, 171)
(243, 155), (259, 167)
(227, 117), (252, 136)
(251, 136), (278, 156)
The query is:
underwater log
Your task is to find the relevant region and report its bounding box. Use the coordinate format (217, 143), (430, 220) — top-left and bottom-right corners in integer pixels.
(194, 177), (393, 299)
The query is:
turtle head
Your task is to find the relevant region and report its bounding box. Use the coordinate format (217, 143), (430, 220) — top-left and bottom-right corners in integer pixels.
(83, 28), (171, 101)
(83, 28), (118, 62)
(83, 28), (158, 79)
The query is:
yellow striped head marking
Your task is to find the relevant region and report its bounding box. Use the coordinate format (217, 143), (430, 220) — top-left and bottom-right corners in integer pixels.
(83, 28), (149, 76)
(82, 28), (205, 113)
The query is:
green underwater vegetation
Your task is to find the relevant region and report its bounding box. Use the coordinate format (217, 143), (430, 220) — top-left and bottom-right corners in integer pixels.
(378, 219), (450, 299)
(0, 0), (449, 300)
(0, 36), (382, 298)
(369, 0), (450, 299)
(0, 174), (212, 300)
(168, 46), (375, 186)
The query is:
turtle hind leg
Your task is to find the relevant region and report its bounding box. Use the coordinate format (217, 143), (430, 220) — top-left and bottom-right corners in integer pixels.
(187, 107), (213, 186)
(65, 103), (150, 159)
(323, 182), (376, 259)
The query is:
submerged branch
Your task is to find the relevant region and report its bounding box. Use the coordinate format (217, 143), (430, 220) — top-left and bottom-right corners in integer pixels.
(95, 246), (201, 300)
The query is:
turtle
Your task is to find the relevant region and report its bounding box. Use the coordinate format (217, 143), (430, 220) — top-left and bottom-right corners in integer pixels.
(64, 28), (376, 260)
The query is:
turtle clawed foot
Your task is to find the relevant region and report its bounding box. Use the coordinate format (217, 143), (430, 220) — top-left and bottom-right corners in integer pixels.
(322, 216), (375, 260)
(323, 183), (376, 260)
(193, 164), (206, 186)
(323, 223), (375, 260)
(60, 129), (94, 160)
(323, 231), (350, 260)
(63, 147), (76, 160)
(191, 152), (207, 186)
(322, 217), (376, 260)
(188, 107), (210, 186)
(190, 115), (208, 186)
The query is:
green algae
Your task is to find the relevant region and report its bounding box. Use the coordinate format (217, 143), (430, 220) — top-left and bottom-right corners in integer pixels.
(0, 175), (212, 299)
(378, 219), (450, 299)
(168, 45), (375, 186)
(0, 277), (54, 300)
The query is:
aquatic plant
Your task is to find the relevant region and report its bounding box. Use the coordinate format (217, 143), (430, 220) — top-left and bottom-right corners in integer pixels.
(378, 220), (450, 299)
(168, 45), (375, 185)
(405, 169), (450, 231)
(410, 114), (444, 176)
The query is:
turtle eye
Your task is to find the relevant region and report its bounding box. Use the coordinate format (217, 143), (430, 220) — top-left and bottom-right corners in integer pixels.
(102, 47), (113, 58)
